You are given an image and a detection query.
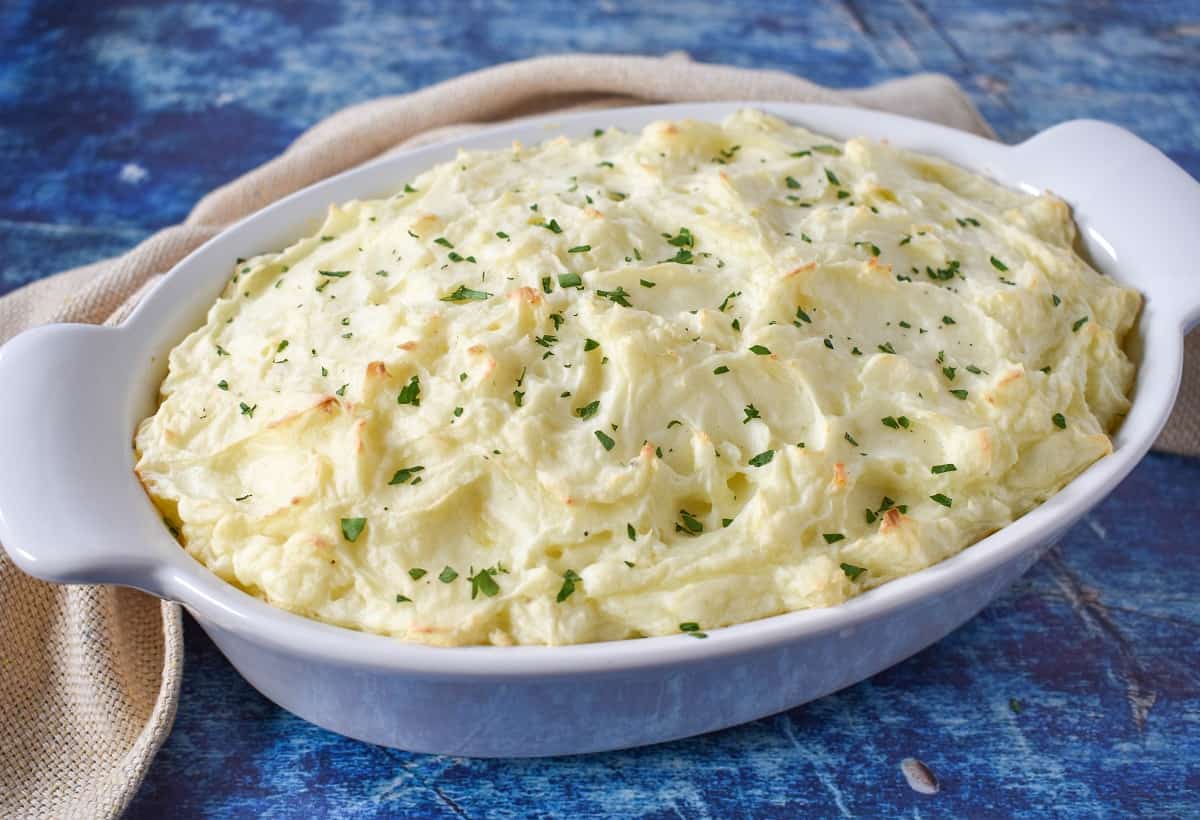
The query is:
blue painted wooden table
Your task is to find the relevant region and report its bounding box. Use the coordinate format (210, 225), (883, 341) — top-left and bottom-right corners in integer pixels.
(3, 1), (1198, 815)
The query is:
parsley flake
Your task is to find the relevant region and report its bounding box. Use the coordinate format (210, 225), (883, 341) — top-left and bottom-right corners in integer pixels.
(749, 449), (775, 467)
(397, 375), (421, 406)
(340, 517), (366, 542)
(389, 465), (425, 485)
(556, 569), (581, 603)
(840, 563), (866, 580)
(441, 285), (492, 302)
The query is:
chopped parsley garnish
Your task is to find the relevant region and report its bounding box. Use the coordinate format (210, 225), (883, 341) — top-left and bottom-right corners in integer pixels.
(438, 566), (458, 583)
(679, 622), (701, 632)
(340, 517), (366, 542)
(576, 400), (600, 420)
(942, 315), (956, 325)
(239, 402), (256, 417)
(785, 175), (802, 189)
(404, 184), (417, 193)
(678, 510), (704, 534)
(397, 375), (421, 406)
(844, 432), (859, 447)
(840, 563), (866, 580)
(434, 236), (454, 248)
(558, 272), (583, 289)
(409, 568), (427, 580)
(595, 430), (615, 451)
(950, 389), (969, 400)
(496, 231), (510, 240)
(584, 338), (600, 351)
(990, 256), (1009, 272)
(441, 285), (492, 302)
(743, 404), (760, 424)
(881, 416), (901, 429)
(389, 465), (425, 485)
(824, 168), (840, 186)
(666, 227), (694, 248)
(468, 567), (501, 599)
(1052, 412), (1067, 429)
(394, 594), (412, 603)
(927, 260), (961, 281)
(335, 383), (348, 397)
(878, 342), (896, 355)
(596, 286), (632, 307)
(943, 366), (957, 381)
(931, 463), (957, 474)
(513, 390), (525, 407)
(568, 244), (591, 253)
(749, 449), (775, 467)
(318, 269), (350, 278)
(234, 493), (252, 502)
(1073, 316), (1089, 333)
(217, 380), (229, 391)
(795, 307), (812, 324)
(667, 419), (682, 429)
(665, 248), (694, 264)
(543, 219), (563, 234)
(216, 345), (230, 357)
(749, 344), (771, 355)
(930, 493), (954, 508)
(556, 569), (581, 603)
(640, 279), (656, 288)
(823, 533), (845, 544)
(899, 234), (912, 246)
(1052, 294), (1062, 307)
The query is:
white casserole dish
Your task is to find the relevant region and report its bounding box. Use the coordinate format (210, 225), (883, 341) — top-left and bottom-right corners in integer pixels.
(1, 103), (1197, 757)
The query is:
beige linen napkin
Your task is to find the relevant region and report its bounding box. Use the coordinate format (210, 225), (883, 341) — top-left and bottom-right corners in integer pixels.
(0, 53), (1194, 819)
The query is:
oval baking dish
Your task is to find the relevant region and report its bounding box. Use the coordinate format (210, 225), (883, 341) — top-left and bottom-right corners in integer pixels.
(1, 103), (1196, 757)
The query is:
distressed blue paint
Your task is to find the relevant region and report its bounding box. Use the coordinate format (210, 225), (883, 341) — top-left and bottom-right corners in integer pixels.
(2, 0), (1198, 815)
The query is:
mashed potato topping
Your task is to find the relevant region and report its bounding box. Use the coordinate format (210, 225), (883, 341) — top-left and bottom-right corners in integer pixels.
(134, 110), (1140, 646)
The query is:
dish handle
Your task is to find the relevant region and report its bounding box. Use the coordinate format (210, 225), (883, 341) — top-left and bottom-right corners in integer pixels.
(1011, 119), (1200, 334)
(0, 323), (176, 594)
